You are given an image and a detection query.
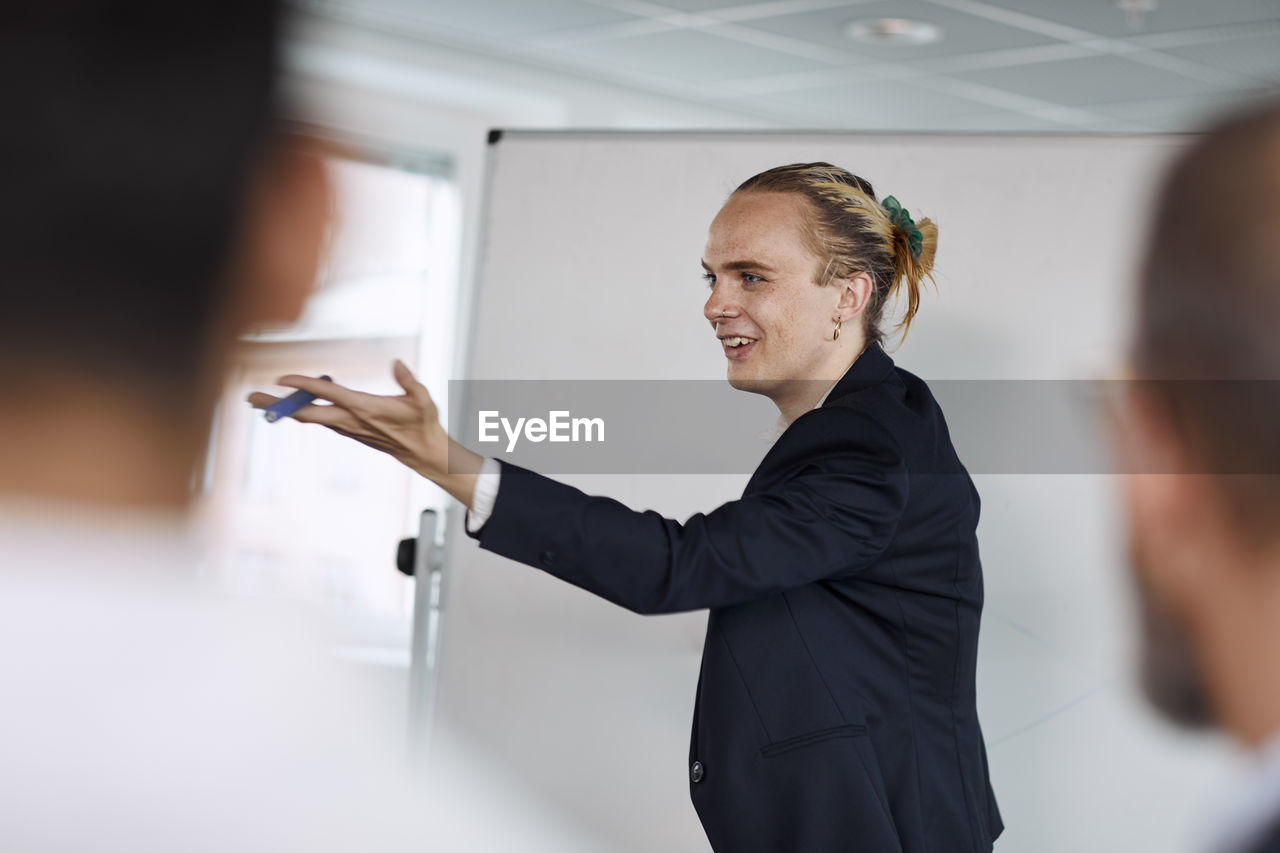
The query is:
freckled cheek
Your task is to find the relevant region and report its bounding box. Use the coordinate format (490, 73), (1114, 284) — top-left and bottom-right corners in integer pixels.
(768, 306), (810, 346)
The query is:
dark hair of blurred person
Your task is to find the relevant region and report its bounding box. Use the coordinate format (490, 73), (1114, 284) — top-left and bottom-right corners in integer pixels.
(0, 5), (407, 852)
(1116, 94), (1280, 853)
(0, 0), (329, 509)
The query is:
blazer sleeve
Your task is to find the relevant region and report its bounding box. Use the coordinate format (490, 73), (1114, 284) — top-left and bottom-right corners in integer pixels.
(466, 405), (909, 614)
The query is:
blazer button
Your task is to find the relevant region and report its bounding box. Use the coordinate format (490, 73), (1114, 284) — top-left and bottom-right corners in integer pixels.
(690, 760), (704, 783)
(539, 550), (556, 568)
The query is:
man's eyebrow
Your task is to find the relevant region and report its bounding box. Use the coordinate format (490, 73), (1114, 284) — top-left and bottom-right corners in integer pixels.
(701, 259), (778, 273)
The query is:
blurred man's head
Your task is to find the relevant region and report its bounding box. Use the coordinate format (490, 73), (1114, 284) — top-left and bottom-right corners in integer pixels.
(0, 1), (330, 508)
(1118, 96), (1280, 743)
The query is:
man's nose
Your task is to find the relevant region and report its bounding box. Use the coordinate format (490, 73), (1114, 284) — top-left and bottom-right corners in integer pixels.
(704, 284), (737, 325)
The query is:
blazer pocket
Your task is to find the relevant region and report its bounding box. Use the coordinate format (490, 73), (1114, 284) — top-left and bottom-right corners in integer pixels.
(760, 723), (868, 758)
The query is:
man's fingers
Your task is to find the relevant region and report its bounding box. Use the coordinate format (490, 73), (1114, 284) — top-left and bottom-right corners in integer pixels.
(274, 374), (375, 412)
(392, 359), (432, 405)
(284, 402), (360, 429)
(245, 366), (446, 474)
(247, 390), (360, 430)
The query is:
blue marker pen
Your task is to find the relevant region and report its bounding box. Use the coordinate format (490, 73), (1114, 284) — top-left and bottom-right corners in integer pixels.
(263, 375), (332, 423)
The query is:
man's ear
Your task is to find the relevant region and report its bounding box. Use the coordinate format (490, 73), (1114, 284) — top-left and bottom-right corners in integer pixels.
(836, 271), (874, 318)
(1112, 385), (1211, 602)
(228, 134), (333, 330)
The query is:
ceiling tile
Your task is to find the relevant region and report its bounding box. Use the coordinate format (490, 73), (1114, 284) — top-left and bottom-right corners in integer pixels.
(1162, 32), (1280, 83)
(951, 54), (1231, 107)
(713, 66), (877, 96)
(358, 0), (637, 40)
(733, 77), (998, 127)
(549, 27), (835, 84)
(968, 0), (1280, 39)
(737, 0), (1059, 62)
(637, 0), (767, 10)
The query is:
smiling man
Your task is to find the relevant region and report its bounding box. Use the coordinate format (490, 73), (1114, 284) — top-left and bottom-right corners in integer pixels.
(252, 161), (1002, 853)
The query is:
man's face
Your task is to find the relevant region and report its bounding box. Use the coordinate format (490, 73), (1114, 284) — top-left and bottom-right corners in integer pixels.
(701, 192), (839, 400)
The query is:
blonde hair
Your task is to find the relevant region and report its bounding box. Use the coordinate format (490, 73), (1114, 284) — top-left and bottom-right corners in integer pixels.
(733, 162), (937, 347)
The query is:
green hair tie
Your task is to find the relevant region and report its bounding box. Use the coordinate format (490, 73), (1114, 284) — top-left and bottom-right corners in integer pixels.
(881, 195), (923, 260)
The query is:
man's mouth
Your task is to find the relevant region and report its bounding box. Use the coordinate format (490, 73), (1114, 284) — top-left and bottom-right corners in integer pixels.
(719, 336), (758, 359)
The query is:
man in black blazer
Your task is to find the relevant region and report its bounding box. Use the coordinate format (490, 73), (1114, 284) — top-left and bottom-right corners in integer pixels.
(260, 170), (1004, 851)
(1113, 98), (1280, 853)
(464, 341), (1002, 853)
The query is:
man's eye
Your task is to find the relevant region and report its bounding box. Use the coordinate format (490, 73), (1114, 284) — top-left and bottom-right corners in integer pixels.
(743, 273), (764, 284)
(702, 272), (716, 288)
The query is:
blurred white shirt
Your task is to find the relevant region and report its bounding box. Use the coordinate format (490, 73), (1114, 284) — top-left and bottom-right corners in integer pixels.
(0, 500), (602, 853)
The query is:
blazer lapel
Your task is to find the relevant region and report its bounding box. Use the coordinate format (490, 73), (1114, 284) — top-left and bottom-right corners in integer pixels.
(742, 343), (897, 494)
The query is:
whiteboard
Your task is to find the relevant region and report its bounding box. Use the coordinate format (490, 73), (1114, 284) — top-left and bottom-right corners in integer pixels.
(431, 131), (1239, 853)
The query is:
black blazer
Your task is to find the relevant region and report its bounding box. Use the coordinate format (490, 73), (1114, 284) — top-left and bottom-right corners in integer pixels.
(468, 343), (1003, 853)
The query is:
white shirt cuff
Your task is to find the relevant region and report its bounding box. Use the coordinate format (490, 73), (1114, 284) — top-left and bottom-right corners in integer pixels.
(465, 457), (502, 533)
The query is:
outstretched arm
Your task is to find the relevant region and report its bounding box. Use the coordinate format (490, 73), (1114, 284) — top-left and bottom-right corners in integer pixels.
(250, 363), (909, 615)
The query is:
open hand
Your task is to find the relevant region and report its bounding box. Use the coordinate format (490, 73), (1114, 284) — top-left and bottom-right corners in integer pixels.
(247, 360), (452, 480)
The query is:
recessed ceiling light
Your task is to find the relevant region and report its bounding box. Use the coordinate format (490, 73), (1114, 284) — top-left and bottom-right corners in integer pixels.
(845, 18), (944, 46)
(1117, 0), (1156, 28)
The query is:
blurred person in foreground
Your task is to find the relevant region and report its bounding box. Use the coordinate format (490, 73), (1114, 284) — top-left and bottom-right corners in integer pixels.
(1113, 96), (1280, 853)
(0, 4), (596, 851)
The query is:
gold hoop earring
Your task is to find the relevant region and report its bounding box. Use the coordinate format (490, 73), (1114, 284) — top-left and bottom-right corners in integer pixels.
(832, 317), (841, 341)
